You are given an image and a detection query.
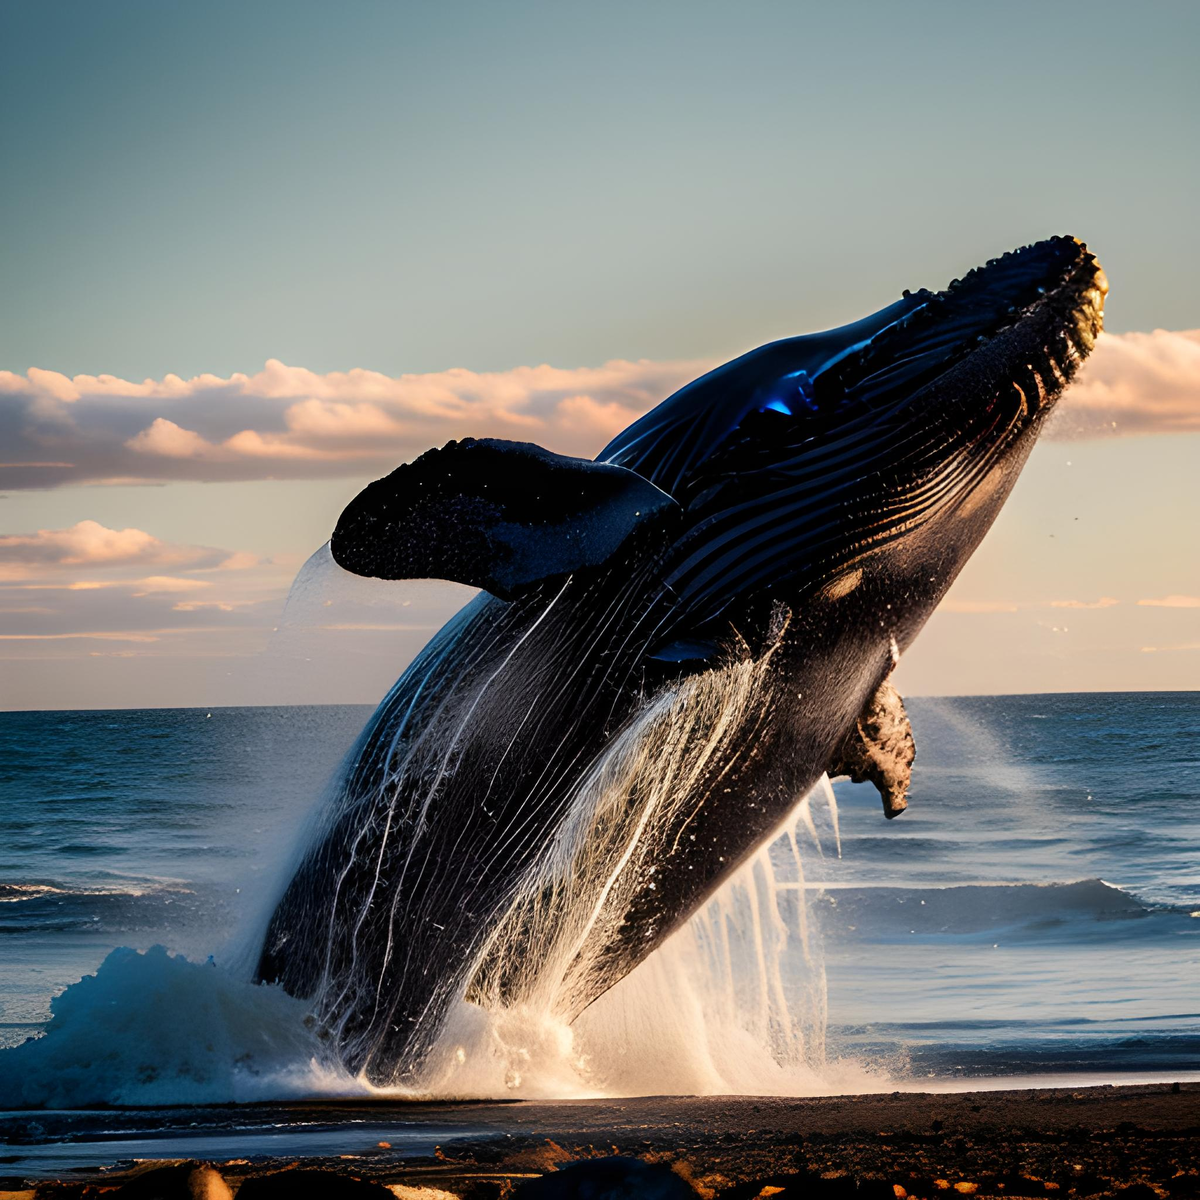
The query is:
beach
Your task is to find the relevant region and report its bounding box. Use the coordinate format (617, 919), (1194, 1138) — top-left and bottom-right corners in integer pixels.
(2, 1082), (1197, 1196)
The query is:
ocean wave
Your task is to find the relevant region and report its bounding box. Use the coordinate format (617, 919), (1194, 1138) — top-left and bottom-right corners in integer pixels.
(831, 1028), (1200, 1078)
(0, 882), (68, 902)
(0, 877), (221, 935)
(0, 927), (883, 1109)
(810, 878), (1197, 944)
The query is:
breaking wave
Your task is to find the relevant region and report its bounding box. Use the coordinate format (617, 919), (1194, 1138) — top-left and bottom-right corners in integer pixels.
(3, 836), (1193, 1107)
(813, 878), (1198, 944)
(0, 877), (217, 936)
(0, 946), (337, 1109)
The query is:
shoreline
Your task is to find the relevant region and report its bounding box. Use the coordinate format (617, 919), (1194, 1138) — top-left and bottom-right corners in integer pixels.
(2, 1081), (1197, 1197)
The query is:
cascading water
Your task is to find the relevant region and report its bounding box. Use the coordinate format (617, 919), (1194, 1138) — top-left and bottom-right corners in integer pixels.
(396, 775), (847, 1099)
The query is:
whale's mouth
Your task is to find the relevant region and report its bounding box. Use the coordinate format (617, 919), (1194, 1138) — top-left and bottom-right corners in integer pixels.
(800, 235), (1107, 426)
(690, 236), (1109, 516)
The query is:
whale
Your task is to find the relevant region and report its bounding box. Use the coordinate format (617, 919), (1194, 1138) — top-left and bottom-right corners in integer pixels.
(257, 236), (1107, 1084)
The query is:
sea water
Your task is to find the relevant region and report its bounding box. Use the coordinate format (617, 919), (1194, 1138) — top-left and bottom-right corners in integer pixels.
(0, 693), (1197, 1106)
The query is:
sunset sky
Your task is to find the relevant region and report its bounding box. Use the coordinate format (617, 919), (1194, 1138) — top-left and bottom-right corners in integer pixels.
(2, 0), (1197, 709)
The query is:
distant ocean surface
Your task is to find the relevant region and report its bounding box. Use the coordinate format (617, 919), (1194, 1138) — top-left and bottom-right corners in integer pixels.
(1, 693), (1198, 1094)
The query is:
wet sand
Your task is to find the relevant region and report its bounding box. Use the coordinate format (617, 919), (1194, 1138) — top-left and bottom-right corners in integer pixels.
(2, 1081), (1197, 1197)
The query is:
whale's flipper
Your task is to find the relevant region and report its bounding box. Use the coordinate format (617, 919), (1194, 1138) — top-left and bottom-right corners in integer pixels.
(330, 438), (680, 600)
(829, 679), (915, 818)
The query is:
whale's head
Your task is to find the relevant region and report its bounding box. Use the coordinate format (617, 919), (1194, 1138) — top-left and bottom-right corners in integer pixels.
(601, 236), (1107, 643)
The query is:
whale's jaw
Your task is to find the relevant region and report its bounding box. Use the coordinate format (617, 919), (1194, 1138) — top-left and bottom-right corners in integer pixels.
(610, 237), (1108, 638)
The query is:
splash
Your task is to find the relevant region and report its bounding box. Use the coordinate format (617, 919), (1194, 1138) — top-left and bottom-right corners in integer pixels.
(0, 778), (877, 1108)
(417, 776), (857, 1099)
(0, 946), (343, 1109)
(465, 640), (787, 1025)
(276, 592), (845, 1084)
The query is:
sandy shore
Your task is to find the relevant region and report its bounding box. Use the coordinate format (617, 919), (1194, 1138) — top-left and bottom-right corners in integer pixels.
(1, 1082), (1197, 1197)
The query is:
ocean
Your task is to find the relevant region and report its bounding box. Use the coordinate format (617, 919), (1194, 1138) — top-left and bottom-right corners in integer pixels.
(1, 692), (1198, 1113)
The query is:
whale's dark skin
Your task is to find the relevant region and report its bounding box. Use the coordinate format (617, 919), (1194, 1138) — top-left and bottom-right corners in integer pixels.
(257, 237), (1107, 1084)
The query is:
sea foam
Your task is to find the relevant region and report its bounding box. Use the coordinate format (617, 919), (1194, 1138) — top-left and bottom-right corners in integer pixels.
(0, 946), (346, 1109)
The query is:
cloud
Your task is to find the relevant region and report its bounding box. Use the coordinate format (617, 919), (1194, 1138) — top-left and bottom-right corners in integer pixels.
(131, 576), (213, 595)
(1050, 597), (1120, 609)
(1, 329), (1195, 489)
(0, 358), (700, 488)
(171, 598), (255, 612)
(1048, 328), (1200, 439)
(0, 631), (164, 642)
(0, 522), (275, 648)
(1137, 594), (1200, 608)
(0, 542), (470, 697)
(943, 596), (1126, 614)
(125, 418), (213, 459)
(0, 520), (234, 580)
(0, 567), (282, 647)
(0, 521), (162, 567)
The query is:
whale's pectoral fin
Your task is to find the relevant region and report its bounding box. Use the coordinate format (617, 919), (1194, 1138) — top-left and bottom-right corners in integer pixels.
(828, 679), (914, 818)
(330, 438), (681, 600)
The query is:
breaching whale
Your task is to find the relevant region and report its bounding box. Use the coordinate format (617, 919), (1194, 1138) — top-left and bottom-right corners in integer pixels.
(258, 236), (1107, 1084)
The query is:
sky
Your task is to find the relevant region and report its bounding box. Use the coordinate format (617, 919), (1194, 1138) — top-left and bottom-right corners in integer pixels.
(1, 0), (1198, 709)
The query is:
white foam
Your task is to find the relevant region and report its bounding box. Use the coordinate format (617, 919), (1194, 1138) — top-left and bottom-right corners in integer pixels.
(412, 783), (885, 1100)
(0, 945), (353, 1109)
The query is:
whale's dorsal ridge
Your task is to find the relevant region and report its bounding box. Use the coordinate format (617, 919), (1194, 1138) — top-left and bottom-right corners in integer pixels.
(330, 437), (681, 600)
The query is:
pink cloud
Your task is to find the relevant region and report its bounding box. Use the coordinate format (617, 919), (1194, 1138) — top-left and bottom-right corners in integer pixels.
(0, 355), (716, 487)
(1, 330), (1196, 489)
(125, 418), (213, 459)
(172, 599), (255, 612)
(0, 630), (163, 642)
(0, 526), (285, 653)
(1049, 597), (1120, 609)
(1048, 328), (1200, 439)
(0, 521), (240, 582)
(938, 600), (1020, 614)
(131, 576), (213, 595)
(942, 597), (1128, 614)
